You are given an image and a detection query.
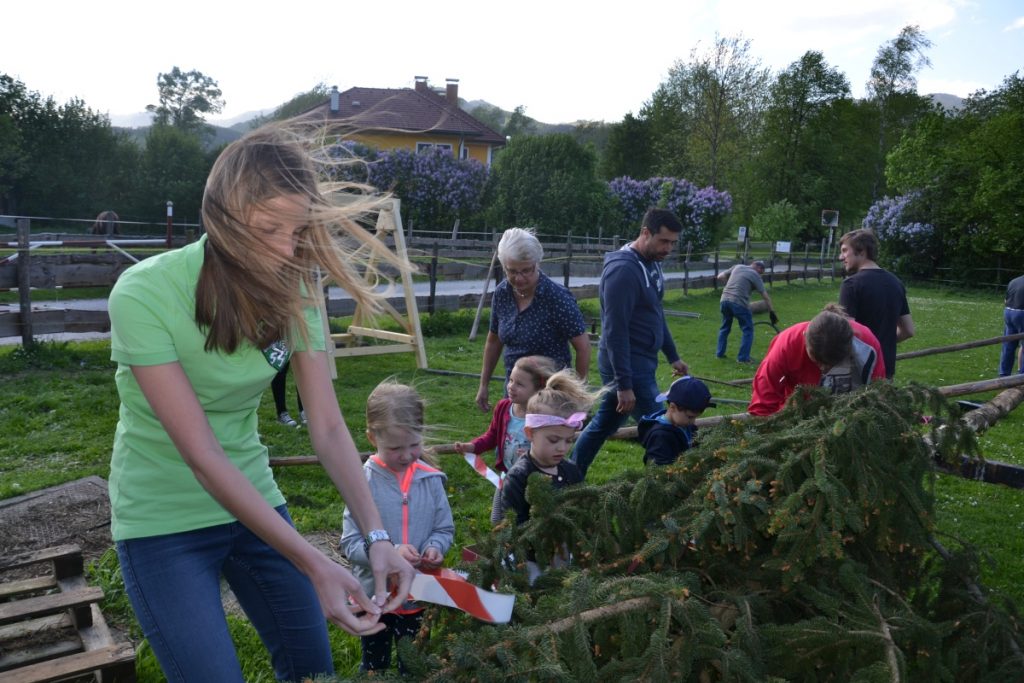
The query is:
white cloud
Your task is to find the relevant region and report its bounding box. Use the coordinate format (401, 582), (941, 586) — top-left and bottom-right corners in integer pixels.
(1004, 17), (1024, 31)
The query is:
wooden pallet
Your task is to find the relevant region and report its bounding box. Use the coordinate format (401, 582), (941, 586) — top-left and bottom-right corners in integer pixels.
(0, 545), (135, 683)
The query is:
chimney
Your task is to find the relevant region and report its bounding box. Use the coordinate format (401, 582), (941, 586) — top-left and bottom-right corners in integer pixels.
(329, 85), (339, 113)
(414, 75), (429, 93)
(445, 78), (459, 106)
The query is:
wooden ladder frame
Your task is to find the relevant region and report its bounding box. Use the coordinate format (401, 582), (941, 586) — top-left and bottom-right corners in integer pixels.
(328, 198), (427, 370)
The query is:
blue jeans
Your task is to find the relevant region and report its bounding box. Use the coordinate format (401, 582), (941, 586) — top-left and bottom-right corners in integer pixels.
(717, 300), (754, 361)
(999, 308), (1024, 376)
(116, 505), (332, 683)
(571, 351), (660, 479)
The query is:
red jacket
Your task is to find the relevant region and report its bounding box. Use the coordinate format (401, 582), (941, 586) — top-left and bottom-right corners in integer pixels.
(471, 399), (515, 472)
(748, 320), (886, 416)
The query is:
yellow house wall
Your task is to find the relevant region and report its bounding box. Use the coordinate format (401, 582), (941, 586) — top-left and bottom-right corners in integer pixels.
(351, 132), (494, 165)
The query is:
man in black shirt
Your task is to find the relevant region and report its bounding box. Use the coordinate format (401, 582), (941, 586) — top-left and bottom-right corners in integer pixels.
(999, 274), (1024, 376)
(838, 229), (915, 378)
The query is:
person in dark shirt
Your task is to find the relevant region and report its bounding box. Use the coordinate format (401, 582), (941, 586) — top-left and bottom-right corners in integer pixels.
(638, 376), (714, 466)
(838, 229), (914, 378)
(999, 274), (1024, 376)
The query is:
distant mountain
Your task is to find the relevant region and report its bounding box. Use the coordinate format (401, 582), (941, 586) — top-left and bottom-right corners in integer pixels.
(928, 93), (964, 112)
(112, 123), (244, 151)
(109, 111), (155, 128)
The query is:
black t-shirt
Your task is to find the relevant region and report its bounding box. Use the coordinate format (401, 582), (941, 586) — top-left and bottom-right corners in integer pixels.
(839, 268), (910, 379)
(501, 454), (583, 525)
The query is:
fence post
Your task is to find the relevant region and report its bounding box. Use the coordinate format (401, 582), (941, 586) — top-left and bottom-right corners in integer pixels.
(787, 249), (793, 283)
(802, 244), (809, 283)
(713, 248), (720, 290)
(428, 241), (439, 315)
(683, 241), (692, 295)
(818, 241), (825, 282)
(16, 218), (34, 348)
(165, 201), (174, 249)
(768, 243), (776, 288)
(563, 235), (573, 289)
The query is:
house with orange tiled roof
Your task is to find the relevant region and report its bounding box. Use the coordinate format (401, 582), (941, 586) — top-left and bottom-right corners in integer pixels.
(302, 76), (506, 166)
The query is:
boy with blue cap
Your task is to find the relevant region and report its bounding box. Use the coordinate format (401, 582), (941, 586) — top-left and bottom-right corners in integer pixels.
(637, 376), (715, 466)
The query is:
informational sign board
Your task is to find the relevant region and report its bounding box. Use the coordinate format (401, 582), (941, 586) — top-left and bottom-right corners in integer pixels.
(775, 241), (791, 254)
(737, 226), (747, 241)
(821, 210), (839, 227)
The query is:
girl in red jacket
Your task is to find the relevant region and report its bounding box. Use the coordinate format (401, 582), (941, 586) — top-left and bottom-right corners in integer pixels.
(455, 355), (560, 523)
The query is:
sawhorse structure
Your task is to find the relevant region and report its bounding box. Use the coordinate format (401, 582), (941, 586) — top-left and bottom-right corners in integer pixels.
(328, 199), (427, 372)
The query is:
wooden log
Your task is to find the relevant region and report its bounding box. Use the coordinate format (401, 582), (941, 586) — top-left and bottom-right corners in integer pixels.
(937, 373), (1024, 398)
(896, 332), (1024, 361)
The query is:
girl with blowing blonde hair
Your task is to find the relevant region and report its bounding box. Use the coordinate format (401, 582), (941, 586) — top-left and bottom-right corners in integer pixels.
(107, 121), (414, 682)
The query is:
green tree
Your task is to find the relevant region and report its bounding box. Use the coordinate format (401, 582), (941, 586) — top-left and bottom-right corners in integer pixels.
(487, 133), (614, 233)
(648, 34), (770, 190)
(466, 103), (506, 133)
(268, 83), (331, 123)
(146, 67), (225, 135)
(886, 72), (1024, 271)
(503, 105), (537, 139)
(751, 198), (802, 242)
(755, 51), (851, 231)
(599, 113), (653, 180)
(866, 25), (933, 199)
(136, 123), (211, 223)
(1, 73), (141, 219)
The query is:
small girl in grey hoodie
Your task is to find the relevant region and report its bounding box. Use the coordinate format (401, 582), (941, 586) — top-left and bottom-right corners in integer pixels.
(341, 379), (454, 674)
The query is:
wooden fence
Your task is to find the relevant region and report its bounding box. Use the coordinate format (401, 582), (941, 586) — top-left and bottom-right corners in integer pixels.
(1, 219), (838, 344)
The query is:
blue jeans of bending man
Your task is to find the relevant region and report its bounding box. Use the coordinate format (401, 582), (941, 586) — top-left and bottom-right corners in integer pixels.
(571, 351), (660, 479)
(717, 300), (755, 361)
(116, 505), (332, 683)
(999, 307), (1024, 376)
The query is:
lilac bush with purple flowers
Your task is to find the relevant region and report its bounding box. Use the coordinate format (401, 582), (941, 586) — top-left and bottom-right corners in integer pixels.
(862, 192), (937, 276)
(327, 143), (488, 230)
(607, 176), (732, 252)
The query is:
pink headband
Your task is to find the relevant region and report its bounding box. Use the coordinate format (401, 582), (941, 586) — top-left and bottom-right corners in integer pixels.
(524, 412), (587, 430)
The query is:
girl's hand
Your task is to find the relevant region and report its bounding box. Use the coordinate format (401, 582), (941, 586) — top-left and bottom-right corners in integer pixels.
(368, 542), (416, 613)
(396, 543), (422, 566)
(453, 442), (474, 454)
(420, 547), (443, 569)
(309, 557), (386, 636)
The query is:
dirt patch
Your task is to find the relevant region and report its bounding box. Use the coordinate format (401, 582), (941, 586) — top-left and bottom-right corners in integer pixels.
(0, 476), (113, 580)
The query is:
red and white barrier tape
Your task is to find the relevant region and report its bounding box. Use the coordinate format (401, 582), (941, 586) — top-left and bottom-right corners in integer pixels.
(463, 452), (503, 488)
(410, 567), (514, 623)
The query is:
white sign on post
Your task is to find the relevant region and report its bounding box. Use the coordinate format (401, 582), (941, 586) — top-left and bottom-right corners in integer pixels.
(775, 241), (791, 254)
(737, 226), (747, 241)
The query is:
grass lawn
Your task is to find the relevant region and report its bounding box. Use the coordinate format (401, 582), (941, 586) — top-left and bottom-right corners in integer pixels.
(1, 277), (1021, 680)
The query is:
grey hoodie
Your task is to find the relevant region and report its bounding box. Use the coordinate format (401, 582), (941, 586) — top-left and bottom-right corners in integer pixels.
(340, 457), (455, 603)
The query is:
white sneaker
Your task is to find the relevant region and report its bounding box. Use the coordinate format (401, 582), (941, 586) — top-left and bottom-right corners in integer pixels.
(299, 410), (308, 425)
(277, 412), (298, 427)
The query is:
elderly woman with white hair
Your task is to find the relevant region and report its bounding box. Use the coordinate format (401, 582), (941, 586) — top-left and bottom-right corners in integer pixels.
(475, 228), (590, 412)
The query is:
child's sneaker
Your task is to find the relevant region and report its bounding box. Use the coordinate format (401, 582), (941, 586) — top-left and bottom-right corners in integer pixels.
(299, 410), (308, 425)
(277, 411), (298, 427)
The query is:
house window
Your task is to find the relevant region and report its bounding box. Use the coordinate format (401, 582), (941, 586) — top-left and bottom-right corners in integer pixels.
(416, 142), (453, 155)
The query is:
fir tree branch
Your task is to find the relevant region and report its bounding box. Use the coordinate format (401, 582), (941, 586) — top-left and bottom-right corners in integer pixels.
(871, 596), (903, 683)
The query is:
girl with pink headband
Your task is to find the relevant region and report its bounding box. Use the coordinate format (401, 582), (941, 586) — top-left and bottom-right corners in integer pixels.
(501, 370), (603, 527)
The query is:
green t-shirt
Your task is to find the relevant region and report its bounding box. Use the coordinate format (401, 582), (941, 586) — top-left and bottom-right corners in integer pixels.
(108, 235), (325, 540)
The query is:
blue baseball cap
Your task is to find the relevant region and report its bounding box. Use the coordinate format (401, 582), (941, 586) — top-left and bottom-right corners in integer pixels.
(655, 376), (715, 411)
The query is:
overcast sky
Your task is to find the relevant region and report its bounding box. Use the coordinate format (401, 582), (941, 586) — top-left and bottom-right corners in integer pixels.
(6, 0), (1023, 125)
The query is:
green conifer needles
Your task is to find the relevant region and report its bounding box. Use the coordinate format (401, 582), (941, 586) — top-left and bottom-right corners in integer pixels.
(417, 384), (1021, 681)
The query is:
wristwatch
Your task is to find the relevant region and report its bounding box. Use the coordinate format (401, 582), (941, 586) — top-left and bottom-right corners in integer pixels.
(363, 529), (393, 553)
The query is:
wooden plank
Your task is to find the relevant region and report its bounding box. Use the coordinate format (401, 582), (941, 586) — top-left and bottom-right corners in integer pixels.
(0, 546), (80, 573)
(0, 614), (71, 643)
(0, 643), (135, 683)
(332, 343), (416, 357)
(0, 587), (102, 626)
(346, 326), (414, 343)
(0, 640), (80, 673)
(0, 576), (56, 600)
